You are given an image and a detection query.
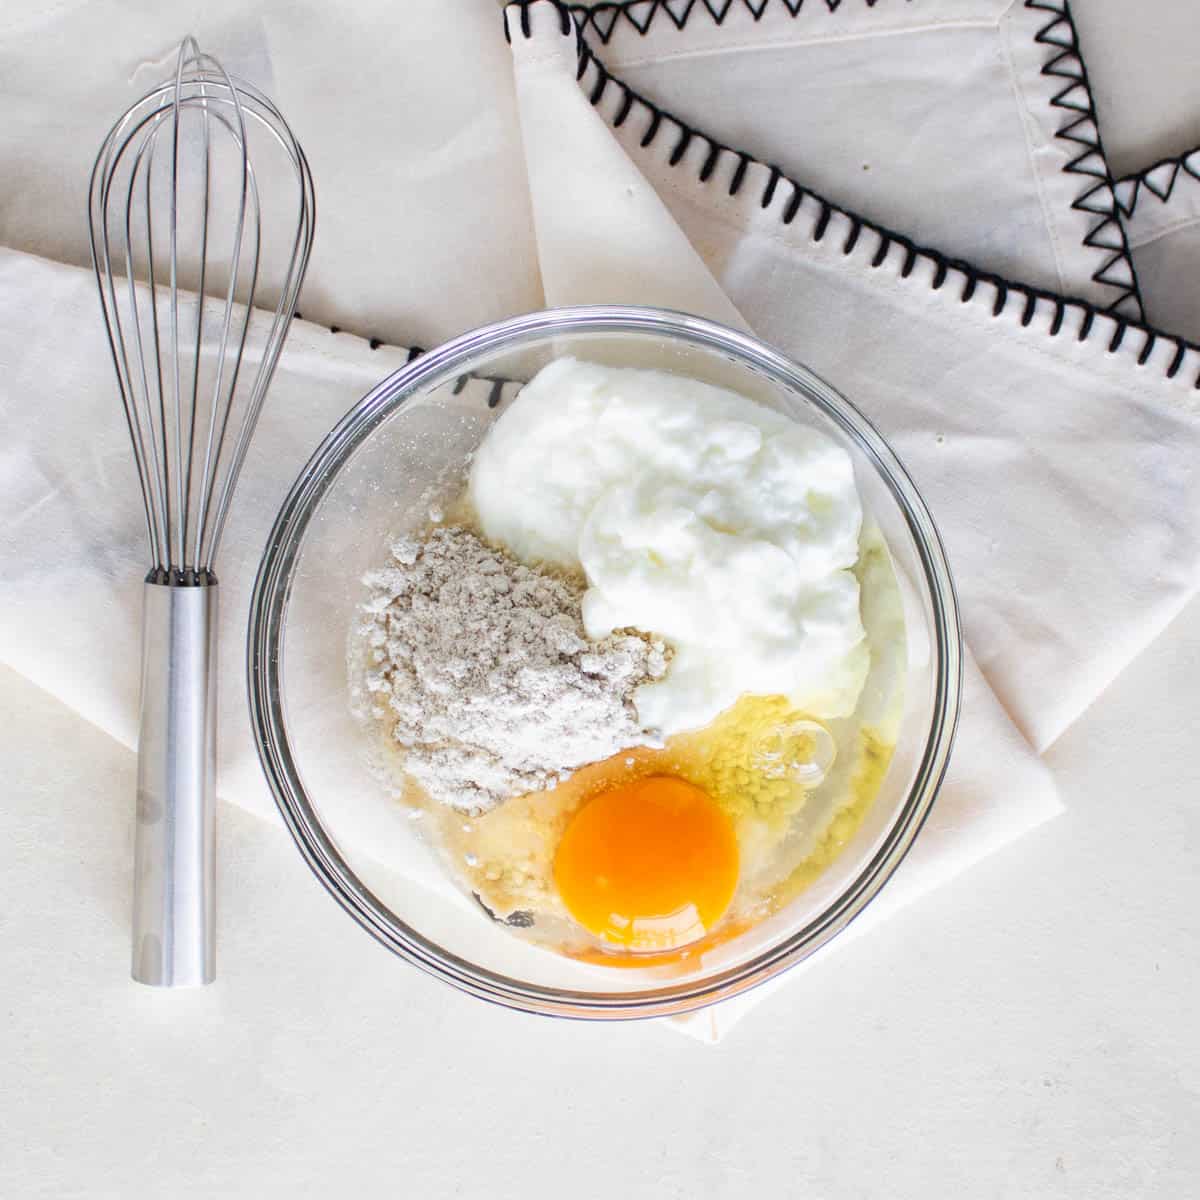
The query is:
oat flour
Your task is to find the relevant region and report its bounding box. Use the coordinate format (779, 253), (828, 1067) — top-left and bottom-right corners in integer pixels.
(356, 526), (666, 812)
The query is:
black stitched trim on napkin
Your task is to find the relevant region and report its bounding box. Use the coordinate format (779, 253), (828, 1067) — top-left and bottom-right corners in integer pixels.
(285, 328), (512, 405)
(1114, 146), (1200, 219)
(1027, 0), (1142, 319)
(517, 0), (1142, 321)
(504, 0), (1200, 387)
(565, 0), (898, 43)
(292, 319), (422, 357)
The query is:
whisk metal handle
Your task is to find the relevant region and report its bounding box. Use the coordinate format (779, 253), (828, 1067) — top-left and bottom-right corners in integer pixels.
(132, 581), (218, 987)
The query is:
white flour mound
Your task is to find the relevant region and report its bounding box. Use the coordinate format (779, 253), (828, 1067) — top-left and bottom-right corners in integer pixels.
(356, 526), (667, 813)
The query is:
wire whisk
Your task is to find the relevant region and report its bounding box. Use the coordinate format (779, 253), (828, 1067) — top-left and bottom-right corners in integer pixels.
(88, 37), (314, 986)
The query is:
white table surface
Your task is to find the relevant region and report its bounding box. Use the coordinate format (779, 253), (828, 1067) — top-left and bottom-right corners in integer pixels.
(4, 2), (1199, 1197)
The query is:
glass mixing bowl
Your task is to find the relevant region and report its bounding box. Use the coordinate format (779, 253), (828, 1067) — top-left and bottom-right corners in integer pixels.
(249, 306), (961, 1019)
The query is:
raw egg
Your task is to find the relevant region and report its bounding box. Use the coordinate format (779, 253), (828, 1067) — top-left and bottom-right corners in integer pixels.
(553, 775), (739, 952)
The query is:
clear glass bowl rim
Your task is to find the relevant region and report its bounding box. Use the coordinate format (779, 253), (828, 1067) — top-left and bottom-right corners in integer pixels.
(248, 304), (963, 1021)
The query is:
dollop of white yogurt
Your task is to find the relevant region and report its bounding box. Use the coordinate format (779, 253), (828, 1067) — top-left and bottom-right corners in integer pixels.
(468, 358), (868, 736)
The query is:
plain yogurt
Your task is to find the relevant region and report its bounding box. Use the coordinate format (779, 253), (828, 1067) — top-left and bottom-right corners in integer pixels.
(468, 358), (868, 736)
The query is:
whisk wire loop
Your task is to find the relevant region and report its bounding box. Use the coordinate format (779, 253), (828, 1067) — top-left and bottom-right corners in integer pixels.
(87, 36), (315, 582)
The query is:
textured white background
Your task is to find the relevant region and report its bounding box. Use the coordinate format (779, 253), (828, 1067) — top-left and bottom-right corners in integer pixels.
(4, 2), (1199, 1197)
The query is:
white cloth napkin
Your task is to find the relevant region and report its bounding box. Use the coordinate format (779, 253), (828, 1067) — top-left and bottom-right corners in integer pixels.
(502, 0), (1200, 1035)
(0, 241), (1060, 1040)
(556, 0), (1141, 314)
(2, 0), (1197, 1040)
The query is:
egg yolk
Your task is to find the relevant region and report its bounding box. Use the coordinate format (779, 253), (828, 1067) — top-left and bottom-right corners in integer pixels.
(553, 775), (740, 952)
